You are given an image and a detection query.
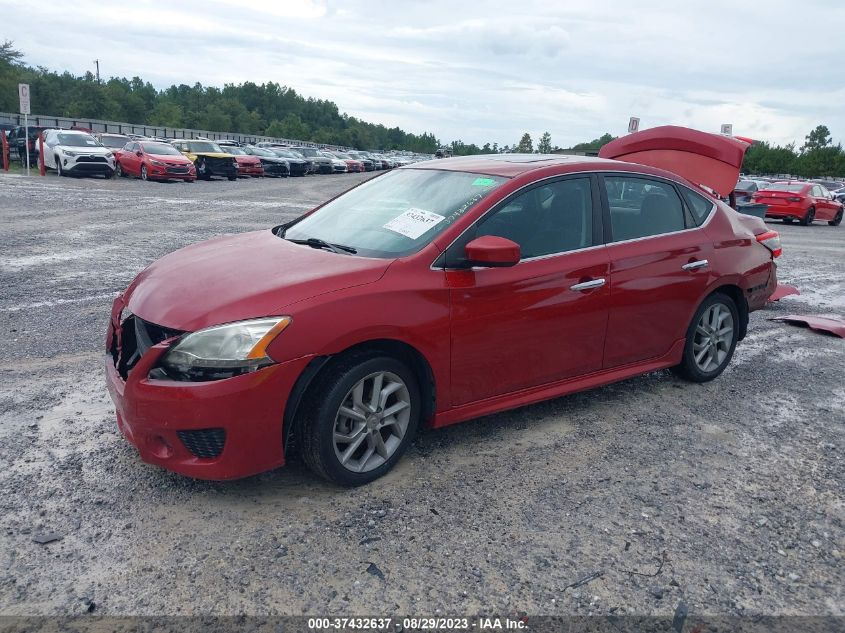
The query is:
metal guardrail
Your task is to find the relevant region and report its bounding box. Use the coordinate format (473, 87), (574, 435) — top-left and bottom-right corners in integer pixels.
(0, 111), (353, 151)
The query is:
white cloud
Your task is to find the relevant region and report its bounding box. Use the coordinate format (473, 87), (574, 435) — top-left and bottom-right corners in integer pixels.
(1, 0), (843, 147)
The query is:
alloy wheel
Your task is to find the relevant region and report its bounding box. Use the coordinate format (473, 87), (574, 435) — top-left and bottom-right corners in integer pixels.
(332, 371), (411, 473)
(692, 303), (734, 373)
(141, 165), (148, 181)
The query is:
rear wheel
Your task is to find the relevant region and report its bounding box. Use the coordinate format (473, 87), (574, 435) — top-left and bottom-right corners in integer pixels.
(829, 208), (843, 226)
(799, 206), (815, 226)
(297, 352), (420, 486)
(672, 293), (739, 383)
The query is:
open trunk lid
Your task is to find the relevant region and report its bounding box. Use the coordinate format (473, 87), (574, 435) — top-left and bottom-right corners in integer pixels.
(598, 125), (750, 197)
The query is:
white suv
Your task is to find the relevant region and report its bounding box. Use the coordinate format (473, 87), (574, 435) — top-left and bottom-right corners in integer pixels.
(43, 130), (116, 178)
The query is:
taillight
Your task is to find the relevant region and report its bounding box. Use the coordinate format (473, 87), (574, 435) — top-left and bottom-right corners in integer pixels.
(787, 197), (802, 202)
(756, 230), (782, 258)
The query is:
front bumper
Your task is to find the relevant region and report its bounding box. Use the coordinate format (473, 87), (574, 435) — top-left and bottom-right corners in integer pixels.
(65, 156), (115, 174)
(105, 306), (313, 480)
(237, 164), (264, 177)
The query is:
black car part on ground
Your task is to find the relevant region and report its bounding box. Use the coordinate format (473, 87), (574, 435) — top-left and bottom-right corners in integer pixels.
(195, 156), (237, 180)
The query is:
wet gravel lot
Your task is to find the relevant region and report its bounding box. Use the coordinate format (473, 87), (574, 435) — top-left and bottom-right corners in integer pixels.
(0, 171), (842, 619)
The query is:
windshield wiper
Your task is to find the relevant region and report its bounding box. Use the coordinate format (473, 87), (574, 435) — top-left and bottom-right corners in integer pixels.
(286, 237), (357, 255)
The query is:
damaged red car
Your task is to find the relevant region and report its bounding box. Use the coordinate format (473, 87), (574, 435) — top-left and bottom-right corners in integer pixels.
(106, 126), (780, 486)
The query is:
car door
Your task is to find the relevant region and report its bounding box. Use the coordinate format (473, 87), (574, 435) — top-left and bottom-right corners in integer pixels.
(600, 174), (714, 369)
(445, 176), (611, 406)
(812, 185), (835, 220)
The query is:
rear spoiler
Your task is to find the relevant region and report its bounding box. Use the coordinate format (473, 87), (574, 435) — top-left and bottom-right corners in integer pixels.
(598, 125), (750, 197)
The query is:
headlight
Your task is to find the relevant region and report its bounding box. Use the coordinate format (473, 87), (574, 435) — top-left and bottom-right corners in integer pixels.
(158, 317), (291, 381)
(63, 150), (78, 157)
(149, 159), (166, 167)
(105, 152), (113, 158)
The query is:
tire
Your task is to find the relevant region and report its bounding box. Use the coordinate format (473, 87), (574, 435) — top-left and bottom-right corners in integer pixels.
(829, 208), (843, 226)
(104, 168), (114, 179)
(114, 162), (124, 178)
(672, 292), (739, 383)
(227, 174), (237, 181)
(297, 352), (421, 486)
(56, 158), (64, 177)
(197, 158), (211, 180)
(799, 206), (815, 226)
(140, 164), (148, 181)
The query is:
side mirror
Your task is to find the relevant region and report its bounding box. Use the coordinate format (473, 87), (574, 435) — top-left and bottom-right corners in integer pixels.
(136, 151), (143, 157)
(464, 236), (520, 268)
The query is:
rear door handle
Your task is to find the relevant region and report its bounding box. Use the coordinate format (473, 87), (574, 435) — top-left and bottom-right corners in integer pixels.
(570, 278), (606, 292)
(682, 259), (709, 271)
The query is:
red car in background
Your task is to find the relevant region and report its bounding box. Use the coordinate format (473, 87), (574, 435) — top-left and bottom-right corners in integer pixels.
(105, 126), (780, 486)
(328, 150), (365, 173)
(114, 141), (196, 182)
(224, 146), (264, 177)
(753, 181), (843, 226)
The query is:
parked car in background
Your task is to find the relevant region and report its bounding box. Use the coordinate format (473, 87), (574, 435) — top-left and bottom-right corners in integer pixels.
(170, 139), (237, 181)
(327, 151), (364, 173)
(96, 133), (131, 150)
(267, 148), (310, 176)
(241, 146), (289, 177)
(222, 146), (264, 177)
(319, 150), (348, 173)
(42, 129), (115, 178)
(8, 125), (55, 166)
(811, 179), (844, 192)
(346, 151), (375, 171)
(105, 126), (780, 486)
(752, 181), (843, 225)
(733, 180), (761, 204)
(830, 185), (845, 205)
(114, 141), (197, 182)
(291, 147), (333, 174)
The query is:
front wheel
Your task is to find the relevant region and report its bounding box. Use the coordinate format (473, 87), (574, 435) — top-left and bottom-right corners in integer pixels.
(829, 208), (843, 226)
(672, 293), (739, 383)
(800, 206), (815, 226)
(56, 158), (64, 177)
(114, 163), (124, 178)
(297, 353), (421, 486)
(140, 164), (149, 181)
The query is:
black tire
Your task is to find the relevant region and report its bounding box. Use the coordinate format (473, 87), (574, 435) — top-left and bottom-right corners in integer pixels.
(296, 352), (421, 486)
(104, 168), (114, 179)
(56, 157), (64, 177)
(799, 206), (815, 226)
(114, 162), (124, 178)
(227, 174), (237, 181)
(140, 164), (149, 181)
(197, 158), (211, 180)
(829, 208), (843, 226)
(671, 292), (739, 383)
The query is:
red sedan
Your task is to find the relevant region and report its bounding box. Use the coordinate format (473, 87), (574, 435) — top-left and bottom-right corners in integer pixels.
(115, 141), (196, 182)
(753, 181), (843, 226)
(105, 126), (780, 486)
(224, 147), (264, 177)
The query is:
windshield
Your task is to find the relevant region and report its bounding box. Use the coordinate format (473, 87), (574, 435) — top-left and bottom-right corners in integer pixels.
(224, 147), (245, 155)
(275, 149), (301, 159)
(187, 141), (225, 153)
(294, 148), (318, 157)
(142, 143), (182, 156)
(58, 133), (100, 147)
(284, 169), (507, 257)
(99, 135), (128, 148)
(248, 147), (274, 157)
(769, 183), (807, 193)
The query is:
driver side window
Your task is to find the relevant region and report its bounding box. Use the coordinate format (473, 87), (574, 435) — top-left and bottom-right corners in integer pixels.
(475, 178), (593, 259)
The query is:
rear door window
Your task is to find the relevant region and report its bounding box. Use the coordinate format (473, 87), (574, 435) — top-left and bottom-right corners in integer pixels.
(604, 176), (686, 241)
(680, 187), (716, 225)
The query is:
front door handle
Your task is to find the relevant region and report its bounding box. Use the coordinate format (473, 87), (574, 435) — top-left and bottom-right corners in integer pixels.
(570, 278), (606, 292)
(682, 259), (709, 271)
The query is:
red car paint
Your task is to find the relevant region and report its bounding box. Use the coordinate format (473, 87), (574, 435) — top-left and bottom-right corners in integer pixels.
(768, 283), (800, 302)
(114, 142), (196, 182)
(233, 154), (264, 177)
(106, 131), (779, 480)
(771, 315), (845, 338)
(752, 181), (843, 224)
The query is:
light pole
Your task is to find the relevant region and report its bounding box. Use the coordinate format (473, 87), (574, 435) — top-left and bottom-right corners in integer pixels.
(93, 59), (100, 84)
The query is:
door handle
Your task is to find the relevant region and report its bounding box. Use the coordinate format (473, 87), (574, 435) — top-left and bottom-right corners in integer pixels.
(570, 278), (606, 292)
(682, 259), (709, 271)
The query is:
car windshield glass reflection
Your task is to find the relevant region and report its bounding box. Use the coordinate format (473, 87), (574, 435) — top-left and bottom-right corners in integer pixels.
(284, 169), (506, 258)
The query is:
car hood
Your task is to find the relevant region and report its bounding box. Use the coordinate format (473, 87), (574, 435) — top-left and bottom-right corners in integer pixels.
(60, 145), (112, 155)
(125, 230), (392, 332)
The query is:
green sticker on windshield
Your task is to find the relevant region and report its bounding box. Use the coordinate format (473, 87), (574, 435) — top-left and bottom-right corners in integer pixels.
(472, 177), (496, 187)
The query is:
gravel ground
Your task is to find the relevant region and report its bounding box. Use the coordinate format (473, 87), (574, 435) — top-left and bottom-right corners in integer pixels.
(0, 171), (842, 619)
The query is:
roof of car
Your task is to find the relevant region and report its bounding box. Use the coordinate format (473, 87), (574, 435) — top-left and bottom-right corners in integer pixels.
(408, 153), (625, 178)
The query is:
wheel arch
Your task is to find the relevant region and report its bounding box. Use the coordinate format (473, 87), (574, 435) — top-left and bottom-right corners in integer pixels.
(282, 338), (437, 453)
(705, 283), (749, 340)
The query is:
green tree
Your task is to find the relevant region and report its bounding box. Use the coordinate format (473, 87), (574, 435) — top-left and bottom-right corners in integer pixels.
(537, 131), (552, 154)
(801, 125), (832, 153)
(0, 40), (24, 65)
(570, 132), (616, 151)
(515, 133), (533, 153)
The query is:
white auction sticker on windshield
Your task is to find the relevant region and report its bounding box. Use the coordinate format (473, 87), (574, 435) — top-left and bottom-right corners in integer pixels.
(383, 208), (444, 239)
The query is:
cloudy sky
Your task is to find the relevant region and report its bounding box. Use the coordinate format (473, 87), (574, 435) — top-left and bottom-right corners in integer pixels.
(3, 0), (843, 148)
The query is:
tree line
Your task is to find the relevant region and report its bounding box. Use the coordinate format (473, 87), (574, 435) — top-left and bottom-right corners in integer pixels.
(2, 41), (843, 174)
